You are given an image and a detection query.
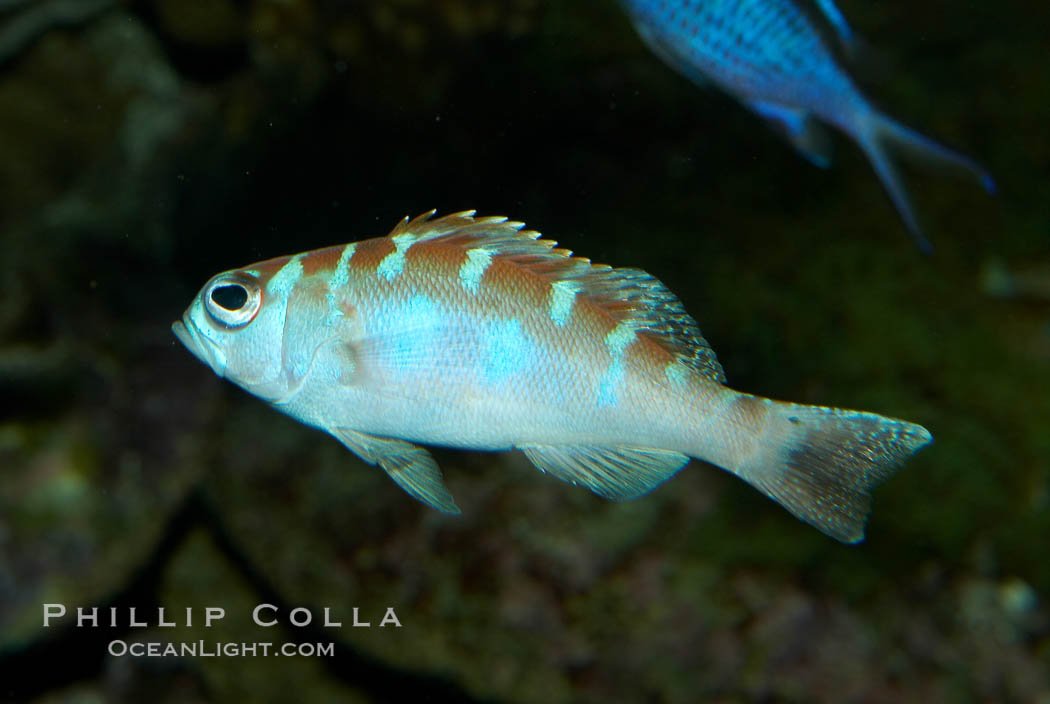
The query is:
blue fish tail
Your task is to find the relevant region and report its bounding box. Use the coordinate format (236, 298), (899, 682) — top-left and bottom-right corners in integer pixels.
(856, 109), (995, 250)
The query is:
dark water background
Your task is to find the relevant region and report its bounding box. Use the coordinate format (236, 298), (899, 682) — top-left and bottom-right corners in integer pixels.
(0, 0), (1046, 701)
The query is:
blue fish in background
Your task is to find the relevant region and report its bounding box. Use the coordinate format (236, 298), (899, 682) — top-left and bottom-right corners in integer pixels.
(618, 0), (995, 249)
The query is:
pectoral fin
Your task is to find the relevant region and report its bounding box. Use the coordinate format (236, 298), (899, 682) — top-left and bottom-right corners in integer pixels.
(748, 101), (834, 168)
(330, 427), (460, 514)
(518, 444), (689, 501)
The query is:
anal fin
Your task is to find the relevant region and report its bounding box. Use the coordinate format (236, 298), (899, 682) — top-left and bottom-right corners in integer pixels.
(330, 427), (460, 514)
(518, 444), (689, 501)
(749, 100), (834, 168)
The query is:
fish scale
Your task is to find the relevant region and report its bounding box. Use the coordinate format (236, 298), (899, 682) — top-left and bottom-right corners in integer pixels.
(174, 211), (932, 543)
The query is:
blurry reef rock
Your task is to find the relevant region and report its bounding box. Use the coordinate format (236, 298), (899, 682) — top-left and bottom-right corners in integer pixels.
(0, 0), (1048, 702)
(983, 257), (1050, 303)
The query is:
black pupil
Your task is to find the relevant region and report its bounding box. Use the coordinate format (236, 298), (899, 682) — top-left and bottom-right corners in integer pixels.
(211, 284), (249, 311)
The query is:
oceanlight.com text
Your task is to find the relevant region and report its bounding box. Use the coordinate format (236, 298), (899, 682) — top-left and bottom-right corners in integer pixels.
(108, 640), (335, 658)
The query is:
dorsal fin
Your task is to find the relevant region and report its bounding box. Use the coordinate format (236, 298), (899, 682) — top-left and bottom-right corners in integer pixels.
(612, 268), (727, 383)
(385, 211), (727, 384)
(811, 0), (856, 53)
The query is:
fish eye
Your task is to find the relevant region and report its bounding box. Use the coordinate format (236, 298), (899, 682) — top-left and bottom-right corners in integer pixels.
(203, 274), (262, 328)
(211, 284), (248, 311)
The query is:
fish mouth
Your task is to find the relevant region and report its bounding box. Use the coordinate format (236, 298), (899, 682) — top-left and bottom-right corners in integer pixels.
(172, 315), (226, 377)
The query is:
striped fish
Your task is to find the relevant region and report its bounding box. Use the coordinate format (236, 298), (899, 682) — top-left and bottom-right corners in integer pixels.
(618, 0), (994, 249)
(173, 211), (931, 542)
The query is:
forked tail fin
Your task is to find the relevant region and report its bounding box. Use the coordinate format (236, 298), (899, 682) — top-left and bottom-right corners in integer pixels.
(856, 109), (995, 252)
(736, 402), (933, 543)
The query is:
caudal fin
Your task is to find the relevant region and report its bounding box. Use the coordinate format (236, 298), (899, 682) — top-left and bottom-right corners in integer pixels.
(856, 109), (995, 252)
(738, 402), (932, 543)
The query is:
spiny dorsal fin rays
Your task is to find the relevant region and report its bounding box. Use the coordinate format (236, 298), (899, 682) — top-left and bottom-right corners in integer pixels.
(387, 209), (531, 246)
(385, 211), (726, 383)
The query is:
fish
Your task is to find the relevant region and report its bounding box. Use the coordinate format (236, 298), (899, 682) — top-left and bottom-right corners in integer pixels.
(617, 0), (995, 250)
(173, 211), (932, 542)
